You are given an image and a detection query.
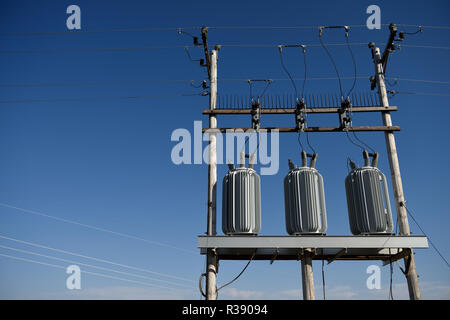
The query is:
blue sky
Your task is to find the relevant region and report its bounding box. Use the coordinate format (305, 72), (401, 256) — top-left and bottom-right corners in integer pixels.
(0, 0), (449, 299)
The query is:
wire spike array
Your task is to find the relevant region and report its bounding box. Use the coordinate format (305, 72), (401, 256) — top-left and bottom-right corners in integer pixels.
(216, 92), (380, 109)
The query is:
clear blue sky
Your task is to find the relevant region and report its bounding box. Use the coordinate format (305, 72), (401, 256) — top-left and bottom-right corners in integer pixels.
(0, 0), (449, 299)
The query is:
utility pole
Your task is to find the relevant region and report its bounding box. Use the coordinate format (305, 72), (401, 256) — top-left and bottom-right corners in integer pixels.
(204, 24), (219, 299)
(369, 41), (421, 300)
(301, 249), (315, 300)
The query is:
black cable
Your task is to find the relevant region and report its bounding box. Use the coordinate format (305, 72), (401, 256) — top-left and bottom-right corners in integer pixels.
(279, 48), (298, 100)
(345, 130), (366, 151)
(345, 36), (357, 98)
(319, 32), (343, 98)
(403, 204), (450, 269)
(351, 131), (376, 154)
(301, 47), (307, 100)
(198, 273), (207, 298)
(321, 259), (326, 300)
(305, 131), (316, 154)
(217, 251), (256, 292)
(389, 249), (394, 300)
(297, 132), (305, 152)
(402, 26), (422, 35)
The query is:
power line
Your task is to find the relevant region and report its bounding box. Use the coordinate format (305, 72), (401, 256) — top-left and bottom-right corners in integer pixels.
(0, 244), (192, 289)
(0, 233), (196, 282)
(0, 93), (205, 104)
(0, 252), (189, 291)
(0, 42), (369, 54)
(1, 24), (449, 36)
(1, 76), (449, 88)
(0, 202), (196, 254)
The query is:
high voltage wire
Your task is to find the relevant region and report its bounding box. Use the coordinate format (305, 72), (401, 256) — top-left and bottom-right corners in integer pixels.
(1, 43), (449, 54)
(0, 233), (195, 283)
(0, 93), (204, 104)
(1, 77), (449, 88)
(0, 252), (190, 291)
(0, 24), (449, 36)
(0, 202), (196, 254)
(0, 244), (193, 289)
(0, 90), (448, 104)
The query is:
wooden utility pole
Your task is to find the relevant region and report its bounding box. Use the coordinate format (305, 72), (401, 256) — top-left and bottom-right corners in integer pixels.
(301, 249), (315, 300)
(205, 48), (218, 300)
(369, 43), (421, 300)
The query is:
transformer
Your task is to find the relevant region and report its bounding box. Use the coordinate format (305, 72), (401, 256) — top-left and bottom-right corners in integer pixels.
(345, 151), (394, 235)
(222, 153), (261, 235)
(284, 151), (327, 235)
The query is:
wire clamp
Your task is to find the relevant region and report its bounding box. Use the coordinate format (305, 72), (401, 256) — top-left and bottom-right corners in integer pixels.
(339, 97), (352, 129)
(295, 99), (307, 131)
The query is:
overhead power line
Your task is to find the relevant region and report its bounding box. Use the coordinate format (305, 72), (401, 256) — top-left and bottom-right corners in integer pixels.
(2, 42), (449, 54)
(0, 233), (195, 283)
(1, 76), (449, 88)
(0, 244), (193, 289)
(0, 24), (449, 36)
(0, 202), (196, 254)
(0, 252), (189, 291)
(0, 93), (204, 104)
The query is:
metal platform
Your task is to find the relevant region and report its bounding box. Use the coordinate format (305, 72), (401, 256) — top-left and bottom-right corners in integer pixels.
(198, 235), (428, 264)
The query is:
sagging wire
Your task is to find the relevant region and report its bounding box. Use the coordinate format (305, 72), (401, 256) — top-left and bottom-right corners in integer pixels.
(388, 248), (394, 300)
(344, 35), (357, 98)
(216, 250), (257, 296)
(279, 44), (316, 155)
(401, 26), (423, 36)
(401, 202), (450, 269)
(320, 26), (376, 154)
(318, 26), (346, 99)
(321, 259), (326, 300)
(249, 79), (272, 103)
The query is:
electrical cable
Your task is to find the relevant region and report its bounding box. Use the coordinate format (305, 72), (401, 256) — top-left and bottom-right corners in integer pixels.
(0, 252), (188, 291)
(0, 93), (206, 104)
(0, 244), (192, 289)
(2, 24), (449, 37)
(403, 204), (450, 269)
(345, 36), (357, 98)
(3, 76), (449, 88)
(278, 47), (298, 100)
(322, 259), (326, 300)
(0, 233), (195, 282)
(389, 248), (394, 300)
(216, 251), (256, 292)
(0, 202), (196, 254)
(351, 131), (376, 154)
(319, 32), (344, 99)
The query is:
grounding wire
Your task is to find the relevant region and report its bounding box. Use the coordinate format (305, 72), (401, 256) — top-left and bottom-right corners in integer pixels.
(216, 251), (256, 293)
(403, 204), (450, 269)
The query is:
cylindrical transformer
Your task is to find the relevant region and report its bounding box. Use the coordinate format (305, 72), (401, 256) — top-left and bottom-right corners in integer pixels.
(345, 153), (394, 235)
(284, 153), (327, 235)
(222, 166), (261, 235)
